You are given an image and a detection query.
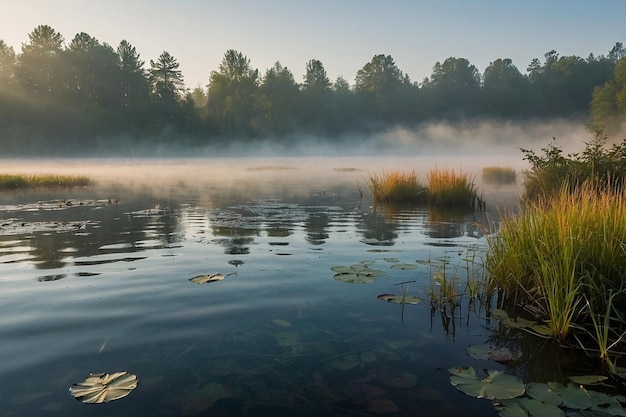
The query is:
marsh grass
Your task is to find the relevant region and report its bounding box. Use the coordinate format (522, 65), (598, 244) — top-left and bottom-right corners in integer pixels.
(0, 174), (92, 190)
(367, 170), (428, 204)
(482, 166), (516, 184)
(487, 180), (626, 355)
(427, 168), (482, 209)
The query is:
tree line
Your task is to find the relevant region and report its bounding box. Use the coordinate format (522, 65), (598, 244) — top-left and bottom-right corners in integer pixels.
(0, 25), (625, 155)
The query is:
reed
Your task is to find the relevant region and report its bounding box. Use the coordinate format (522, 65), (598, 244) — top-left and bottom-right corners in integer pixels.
(487, 180), (626, 349)
(0, 174), (92, 189)
(427, 168), (482, 209)
(367, 170), (428, 204)
(482, 166), (516, 184)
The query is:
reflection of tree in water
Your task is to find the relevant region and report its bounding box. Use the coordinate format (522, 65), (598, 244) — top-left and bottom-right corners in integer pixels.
(304, 212), (330, 245)
(31, 232), (69, 269)
(426, 207), (485, 239)
(359, 211), (399, 245)
(210, 226), (258, 255)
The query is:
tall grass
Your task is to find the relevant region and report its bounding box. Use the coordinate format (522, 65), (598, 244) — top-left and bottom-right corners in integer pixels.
(367, 170), (428, 204)
(487, 180), (626, 349)
(428, 168), (482, 209)
(0, 174), (92, 189)
(482, 166), (516, 184)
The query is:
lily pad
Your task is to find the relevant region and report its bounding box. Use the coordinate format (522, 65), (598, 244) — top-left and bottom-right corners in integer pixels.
(334, 273), (376, 284)
(467, 345), (520, 362)
(69, 372), (138, 404)
(568, 375), (609, 385)
(189, 273), (224, 284)
(390, 263), (417, 270)
(495, 397), (565, 417)
(376, 293), (420, 304)
(449, 366), (525, 400)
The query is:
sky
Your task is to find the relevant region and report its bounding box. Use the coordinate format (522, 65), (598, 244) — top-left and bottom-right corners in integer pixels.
(1, 0), (625, 90)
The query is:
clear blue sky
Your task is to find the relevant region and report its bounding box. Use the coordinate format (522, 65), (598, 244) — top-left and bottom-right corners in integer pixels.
(1, 0), (625, 89)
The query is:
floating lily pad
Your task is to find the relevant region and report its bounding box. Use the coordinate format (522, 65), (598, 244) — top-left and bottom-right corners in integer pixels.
(332, 264), (386, 284)
(376, 293), (420, 304)
(466, 344), (521, 362)
(568, 375), (609, 385)
(334, 273), (376, 284)
(495, 397), (565, 417)
(69, 372), (138, 404)
(189, 273), (224, 284)
(390, 263), (417, 270)
(383, 258), (400, 263)
(449, 367), (525, 400)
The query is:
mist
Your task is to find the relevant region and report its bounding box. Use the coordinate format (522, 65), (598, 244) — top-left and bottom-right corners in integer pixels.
(70, 118), (593, 160)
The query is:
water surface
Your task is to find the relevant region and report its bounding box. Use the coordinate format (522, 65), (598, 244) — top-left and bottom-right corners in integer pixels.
(0, 157), (524, 416)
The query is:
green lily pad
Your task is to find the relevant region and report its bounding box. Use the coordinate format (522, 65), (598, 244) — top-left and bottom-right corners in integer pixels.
(334, 273), (376, 284)
(491, 309), (510, 320)
(383, 258), (400, 263)
(189, 273), (224, 284)
(390, 263), (417, 270)
(568, 375), (609, 385)
(466, 345), (521, 362)
(495, 397), (565, 417)
(545, 382), (593, 409)
(377, 293), (420, 304)
(69, 372), (138, 404)
(449, 367), (525, 400)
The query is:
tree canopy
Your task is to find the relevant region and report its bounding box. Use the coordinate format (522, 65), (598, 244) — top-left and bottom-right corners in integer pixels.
(0, 25), (623, 155)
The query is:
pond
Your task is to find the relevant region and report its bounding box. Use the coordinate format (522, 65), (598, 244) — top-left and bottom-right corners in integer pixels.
(0, 156), (587, 417)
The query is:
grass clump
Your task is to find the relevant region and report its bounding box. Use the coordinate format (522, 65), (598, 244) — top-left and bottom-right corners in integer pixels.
(487, 180), (626, 358)
(428, 168), (482, 210)
(0, 174), (92, 190)
(481, 166), (516, 184)
(367, 170), (428, 204)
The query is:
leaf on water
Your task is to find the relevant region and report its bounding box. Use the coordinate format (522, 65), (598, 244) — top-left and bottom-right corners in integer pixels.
(376, 293), (420, 304)
(331, 264), (386, 283)
(488, 346), (522, 362)
(568, 375), (609, 385)
(383, 258), (400, 263)
(545, 382), (593, 409)
(189, 273), (225, 284)
(334, 273), (376, 284)
(491, 309), (510, 321)
(495, 397), (566, 417)
(526, 382), (564, 406)
(390, 263), (417, 270)
(69, 372), (138, 404)
(466, 345), (491, 360)
(449, 367), (525, 400)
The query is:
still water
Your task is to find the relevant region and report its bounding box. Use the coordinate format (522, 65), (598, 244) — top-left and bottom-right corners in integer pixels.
(0, 157), (524, 417)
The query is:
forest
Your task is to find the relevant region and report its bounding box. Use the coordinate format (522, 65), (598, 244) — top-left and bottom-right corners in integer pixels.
(0, 25), (625, 155)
